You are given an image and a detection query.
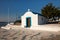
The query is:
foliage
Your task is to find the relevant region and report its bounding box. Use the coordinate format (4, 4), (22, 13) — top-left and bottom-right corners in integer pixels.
(14, 19), (21, 25)
(41, 3), (60, 20)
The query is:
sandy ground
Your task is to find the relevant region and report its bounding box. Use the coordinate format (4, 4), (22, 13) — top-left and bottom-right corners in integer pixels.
(30, 24), (60, 32)
(0, 24), (60, 40)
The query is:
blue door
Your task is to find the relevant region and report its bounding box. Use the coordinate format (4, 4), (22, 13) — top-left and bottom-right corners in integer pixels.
(26, 17), (31, 27)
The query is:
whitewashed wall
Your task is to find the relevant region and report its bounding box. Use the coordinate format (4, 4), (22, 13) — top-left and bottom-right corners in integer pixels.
(21, 11), (38, 28)
(38, 15), (48, 25)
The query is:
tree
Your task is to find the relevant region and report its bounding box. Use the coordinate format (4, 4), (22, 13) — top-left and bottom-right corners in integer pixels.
(41, 3), (59, 21)
(57, 9), (60, 20)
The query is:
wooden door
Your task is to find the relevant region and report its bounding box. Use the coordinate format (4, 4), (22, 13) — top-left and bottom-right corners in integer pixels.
(26, 17), (31, 27)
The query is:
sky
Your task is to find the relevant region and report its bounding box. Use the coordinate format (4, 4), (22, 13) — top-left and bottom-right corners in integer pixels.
(0, 0), (60, 22)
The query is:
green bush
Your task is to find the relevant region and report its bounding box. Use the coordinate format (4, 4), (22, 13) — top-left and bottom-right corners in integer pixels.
(14, 20), (21, 25)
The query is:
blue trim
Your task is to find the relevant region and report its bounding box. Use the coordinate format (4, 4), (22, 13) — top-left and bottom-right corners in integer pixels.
(26, 17), (31, 27)
(32, 12), (43, 16)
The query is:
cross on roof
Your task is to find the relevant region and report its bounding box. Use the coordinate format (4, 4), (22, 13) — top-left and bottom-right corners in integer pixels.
(28, 9), (31, 12)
